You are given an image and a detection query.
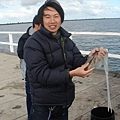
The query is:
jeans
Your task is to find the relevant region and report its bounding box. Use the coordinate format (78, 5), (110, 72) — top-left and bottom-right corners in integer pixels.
(30, 105), (68, 120)
(25, 81), (32, 120)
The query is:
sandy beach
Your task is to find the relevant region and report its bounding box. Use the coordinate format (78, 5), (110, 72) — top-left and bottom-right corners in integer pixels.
(0, 52), (120, 120)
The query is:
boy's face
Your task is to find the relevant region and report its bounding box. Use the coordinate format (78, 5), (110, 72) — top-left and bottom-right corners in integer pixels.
(43, 6), (61, 35)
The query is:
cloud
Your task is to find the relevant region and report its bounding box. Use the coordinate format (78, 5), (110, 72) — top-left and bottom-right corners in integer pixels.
(21, 0), (41, 6)
(0, 6), (38, 23)
(0, 4), (5, 9)
(0, 0), (120, 24)
(63, 0), (118, 19)
(0, 0), (20, 6)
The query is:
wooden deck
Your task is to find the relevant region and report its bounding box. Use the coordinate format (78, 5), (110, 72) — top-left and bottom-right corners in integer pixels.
(0, 52), (120, 120)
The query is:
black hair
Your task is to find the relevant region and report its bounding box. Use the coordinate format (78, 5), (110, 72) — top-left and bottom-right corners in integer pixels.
(37, 0), (64, 25)
(32, 15), (41, 28)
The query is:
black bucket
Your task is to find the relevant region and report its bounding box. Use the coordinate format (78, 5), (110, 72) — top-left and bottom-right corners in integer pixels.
(91, 107), (115, 120)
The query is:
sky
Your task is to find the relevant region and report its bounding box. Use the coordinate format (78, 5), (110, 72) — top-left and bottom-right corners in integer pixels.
(0, 0), (120, 24)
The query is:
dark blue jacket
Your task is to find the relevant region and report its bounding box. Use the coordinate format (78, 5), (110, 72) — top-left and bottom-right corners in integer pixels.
(24, 26), (87, 106)
(17, 26), (32, 81)
(17, 26), (31, 59)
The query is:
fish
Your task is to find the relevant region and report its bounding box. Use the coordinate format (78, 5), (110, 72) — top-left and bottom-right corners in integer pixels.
(85, 51), (101, 70)
(85, 47), (108, 70)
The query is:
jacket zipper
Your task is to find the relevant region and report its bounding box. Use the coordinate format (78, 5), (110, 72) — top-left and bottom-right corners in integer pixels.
(60, 36), (68, 106)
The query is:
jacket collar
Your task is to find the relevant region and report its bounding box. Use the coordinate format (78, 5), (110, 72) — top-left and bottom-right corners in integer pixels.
(40, 26), (71, 39)
(27, 26), (32, 35)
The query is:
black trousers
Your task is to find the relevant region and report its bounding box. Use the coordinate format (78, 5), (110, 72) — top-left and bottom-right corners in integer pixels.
(30, 105), (68, 120)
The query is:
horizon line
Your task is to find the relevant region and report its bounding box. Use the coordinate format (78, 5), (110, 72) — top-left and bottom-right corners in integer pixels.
(0, 17), (120, 25)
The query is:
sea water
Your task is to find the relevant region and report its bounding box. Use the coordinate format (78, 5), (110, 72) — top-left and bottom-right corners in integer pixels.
(0, 18), (120, 72)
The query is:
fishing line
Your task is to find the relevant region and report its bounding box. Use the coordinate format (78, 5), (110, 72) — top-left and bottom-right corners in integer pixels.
(104, 49), (112, 113)
(86, 47), (112, 112)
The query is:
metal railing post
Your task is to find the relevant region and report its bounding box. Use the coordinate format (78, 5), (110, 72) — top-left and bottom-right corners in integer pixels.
(9, 33), (14, 53)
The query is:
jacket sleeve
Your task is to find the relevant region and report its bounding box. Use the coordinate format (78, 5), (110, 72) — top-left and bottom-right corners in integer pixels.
(67, 39), (87, 69)
(17, 35), (25, 59)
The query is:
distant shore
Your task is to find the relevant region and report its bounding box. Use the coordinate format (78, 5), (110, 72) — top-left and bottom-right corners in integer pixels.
(0, 22), (31, 26)
(0, 17), (120, 26)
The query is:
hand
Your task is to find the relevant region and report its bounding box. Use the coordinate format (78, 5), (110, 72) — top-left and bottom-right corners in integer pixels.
(98, 48), (107, 60)
(69, 63), (95, 78)
(88, 48), (99, 57)
(88, 47), (107, 60)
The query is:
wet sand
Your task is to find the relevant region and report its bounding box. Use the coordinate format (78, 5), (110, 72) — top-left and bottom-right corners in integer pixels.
(0, 52), (120, 120)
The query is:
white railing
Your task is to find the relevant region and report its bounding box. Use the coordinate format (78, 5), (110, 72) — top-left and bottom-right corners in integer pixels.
(0, 31), (120, 59)
(0, 31), (24, 53)
(70, 32), (120, 59)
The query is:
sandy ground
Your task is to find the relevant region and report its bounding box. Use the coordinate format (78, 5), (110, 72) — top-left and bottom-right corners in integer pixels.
(0, 52), (120, 120)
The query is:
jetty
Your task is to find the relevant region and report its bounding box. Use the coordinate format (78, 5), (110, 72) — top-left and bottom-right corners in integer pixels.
(0, 52), (120, 120)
